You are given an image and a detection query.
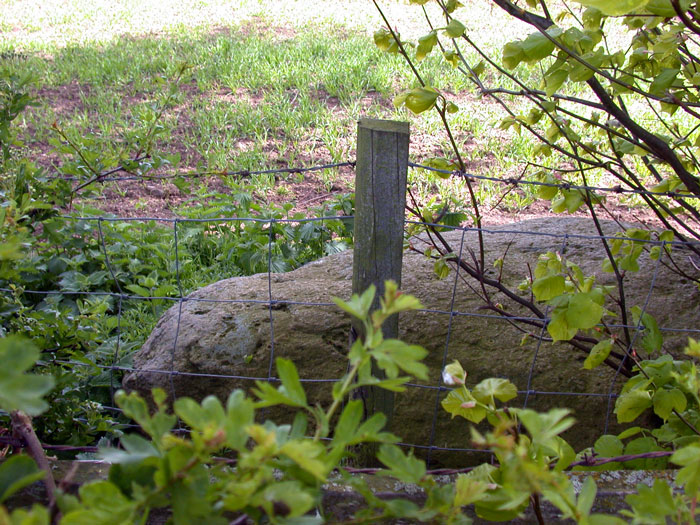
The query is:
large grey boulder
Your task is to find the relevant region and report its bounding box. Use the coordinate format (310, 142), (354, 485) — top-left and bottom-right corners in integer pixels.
(123, 217), (699, 466)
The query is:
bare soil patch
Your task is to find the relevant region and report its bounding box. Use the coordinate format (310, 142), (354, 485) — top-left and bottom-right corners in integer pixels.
(35, 81), (89, 116)
(238, 16), (298, 42)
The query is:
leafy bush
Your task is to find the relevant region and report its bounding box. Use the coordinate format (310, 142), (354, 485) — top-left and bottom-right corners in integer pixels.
(374, 0), (700, 379)
(0, 64), (354, 448)
(2, 286), (700, 523)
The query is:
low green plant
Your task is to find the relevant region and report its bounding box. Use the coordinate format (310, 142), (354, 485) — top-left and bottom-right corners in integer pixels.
(0, 63), (357, 448)
(45, 283), (429, 524)
(580, 338), (700, 523)
(2, 285), (700, 523)
(0, 284), (598, 524)
(0, 335), (55, 524)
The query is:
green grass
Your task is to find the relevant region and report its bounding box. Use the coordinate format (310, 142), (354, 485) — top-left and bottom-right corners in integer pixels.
(0, 0), (551, 215)
(16, 0), (667, 219)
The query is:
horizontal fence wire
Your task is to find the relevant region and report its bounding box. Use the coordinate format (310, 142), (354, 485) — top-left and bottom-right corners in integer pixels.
(49, 161), (356, 183)
(46, 156), (700, 202)
(409, 161), (700, 200)
(52, 213), (700, 248)
(5, 286), (700, 335)
(5, 160), (700, 466)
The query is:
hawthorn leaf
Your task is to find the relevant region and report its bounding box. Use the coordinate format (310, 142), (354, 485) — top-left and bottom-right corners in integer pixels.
(453, 475), (488, 506)
(548, 310), (578, 341)
(568, 60), (595, 83)
(374, 29), (395, 52)
(582, 7), (603, 28)
(646, 0), (691, 16)
(100, 434), (160, 465)
(521, 31), (555, 62)
(631, 306), (663, 353)
(332, 400), (363, 447)
(572, 0), (649, 16)
(174, 396), (224, 432)
(584, 338), (614, 369)
(624, 479), (677, 522)
(0, 455), (44, 504)
(62, 481), (135, 525)
(615, 389), (653, 423)
(474, 488), (529, 521)
(445, 19), (466, 38)
(225, 390), (255, 450)
(517, 408), (575, 445)
(653, 388), (686, 420)
(416, 31), (438, 61)
(276, 357), (307, 407)
(0, 336), (54, 415)
(404, 87), (439, 114)
(259, 481), (317, 520)
(502, 41), (525, 69)
(333, 285), (375, 320)
(280, 440), (328, 481)
(442, 360), (467, 386)
(685, 337), (700, 358)
(115, 390), (176, 442)
(566, 292), (604, 329)
(376, 444), (426, 484)
(393, 92), (409, 109)
(252, 380), (305, 408)
(354, 412), (398, 443)
(577, 476), (597, 516)
(672, 442), (700, 493)
(473, 378), (517, 405)
(441, 388), (486, 423)
(649, 68), (680, 96)
(532, 274), (566, 301)
(594, 434), (624, 457)
(371, 339), (428, 380)
(545, 68), (569, 96)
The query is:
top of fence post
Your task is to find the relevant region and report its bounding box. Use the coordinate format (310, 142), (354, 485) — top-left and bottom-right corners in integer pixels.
(353, 118), (410, 437)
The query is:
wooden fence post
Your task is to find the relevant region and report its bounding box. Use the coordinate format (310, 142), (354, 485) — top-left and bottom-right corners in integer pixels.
(353, 118), (410, 431)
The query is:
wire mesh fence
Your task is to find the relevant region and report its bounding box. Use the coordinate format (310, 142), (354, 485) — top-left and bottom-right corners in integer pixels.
(5, 152), (700, 468)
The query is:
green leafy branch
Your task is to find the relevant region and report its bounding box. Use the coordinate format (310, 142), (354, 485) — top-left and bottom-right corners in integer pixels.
(439, 359), (620, 524)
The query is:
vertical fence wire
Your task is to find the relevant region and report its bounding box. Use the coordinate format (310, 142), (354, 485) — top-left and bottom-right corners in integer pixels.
(426, 226), (467, 466)
(97, 218), (123, 405)
(266, 218), (277, 381)
(603, 241), (666, 434)
(521, 233), (570, 413)
(169, 219), (184, 412)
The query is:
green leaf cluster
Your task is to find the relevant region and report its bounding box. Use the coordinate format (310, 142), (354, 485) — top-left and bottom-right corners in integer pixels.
(0, 336), (54, 415)
(437, 358), (619, 523)
(529, 252), (607, 342)
(53, 284), (462, 524)
(0, 67), (355, 446)
(615, 351), (699, 439)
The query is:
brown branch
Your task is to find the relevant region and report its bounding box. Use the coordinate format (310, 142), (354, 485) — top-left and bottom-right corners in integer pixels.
(571, 449), (673, 467)
(489, 0), (700, 196)
(587, 78), (700, 196)
(672, 0), (700, 38)
(10, 411), (57, 507)
(531, 493), (546, 525)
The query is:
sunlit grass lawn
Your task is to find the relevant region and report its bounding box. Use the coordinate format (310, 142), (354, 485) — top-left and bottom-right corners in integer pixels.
(1, 0), (550, 215)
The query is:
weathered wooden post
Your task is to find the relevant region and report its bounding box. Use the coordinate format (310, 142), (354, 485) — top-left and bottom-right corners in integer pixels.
(353, 118), (410, 431)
